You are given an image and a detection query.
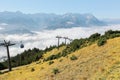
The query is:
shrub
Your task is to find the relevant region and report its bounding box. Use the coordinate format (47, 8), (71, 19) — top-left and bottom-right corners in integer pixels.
(31, 68), (35, 72)
(46, 55), (57, 61)
(104, 30), (120, 39)
(70, 55), (78, 60)
(52, 68), (59, 74)
(59, 59), (63, 62)
(49, 61), (54, 65)
(46, 53), (62, 61)
(89, 33), (101, 42)
(61, 51), (68, 57)
(97, 38), (107, 46)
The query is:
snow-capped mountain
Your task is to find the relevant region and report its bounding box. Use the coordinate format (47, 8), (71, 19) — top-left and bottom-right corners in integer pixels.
(0, 11), (107, 34)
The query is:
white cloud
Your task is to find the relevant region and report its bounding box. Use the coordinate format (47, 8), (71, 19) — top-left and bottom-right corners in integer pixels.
(0, 24), (120, 58)
(0, 27), (4, 30)
(0, 23), (8, 26)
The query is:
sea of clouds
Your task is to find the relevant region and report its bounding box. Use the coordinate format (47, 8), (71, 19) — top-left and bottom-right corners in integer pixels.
(0, 24), (120, 59)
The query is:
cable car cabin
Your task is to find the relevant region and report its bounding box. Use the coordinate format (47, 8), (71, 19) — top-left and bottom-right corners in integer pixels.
(20, 44), (24, 48)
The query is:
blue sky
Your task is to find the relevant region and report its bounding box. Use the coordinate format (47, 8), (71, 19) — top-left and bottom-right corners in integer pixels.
(0, 0), (119, 19)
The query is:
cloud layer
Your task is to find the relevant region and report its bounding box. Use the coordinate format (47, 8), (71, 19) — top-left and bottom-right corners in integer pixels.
(0, 24), (120, 58)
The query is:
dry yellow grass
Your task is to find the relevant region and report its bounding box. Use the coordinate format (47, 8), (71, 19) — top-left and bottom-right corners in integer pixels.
(0, 37), (120, 80)
(43, 46), (66, 58)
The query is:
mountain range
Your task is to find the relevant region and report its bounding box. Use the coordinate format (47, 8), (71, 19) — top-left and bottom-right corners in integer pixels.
(0, 11), (106, 34)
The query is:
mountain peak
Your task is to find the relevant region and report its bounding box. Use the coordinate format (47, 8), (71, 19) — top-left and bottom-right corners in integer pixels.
(0, 12), (107, 34)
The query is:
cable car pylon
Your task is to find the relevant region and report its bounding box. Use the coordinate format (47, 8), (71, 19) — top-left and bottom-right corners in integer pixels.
(0, 40), (24, 71)
(56, 36), (62, 49)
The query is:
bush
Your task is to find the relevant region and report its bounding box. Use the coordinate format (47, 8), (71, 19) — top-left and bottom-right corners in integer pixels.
(49, 61), (54, 65)
(69, 39), (87, 52)
(31, 68), (35, 72)
(52, 68), (59, 74)
(105, 30), (120, 39)
(61, 51), (68, 57)
(89, 33), (101, 42)
(46, 53), (62, 61)
(46, 55), (57, 61)
(97, 38), (107, 46)
(59, 59), (63, 62)
(70, 55), (78, 60)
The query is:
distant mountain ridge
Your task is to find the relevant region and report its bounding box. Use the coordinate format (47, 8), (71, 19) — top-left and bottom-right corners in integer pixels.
(0, 11), (106, 34)
(103, 19), (120, 24)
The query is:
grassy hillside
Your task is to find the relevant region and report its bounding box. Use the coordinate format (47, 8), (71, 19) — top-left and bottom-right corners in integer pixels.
(0, 37), (120, 80)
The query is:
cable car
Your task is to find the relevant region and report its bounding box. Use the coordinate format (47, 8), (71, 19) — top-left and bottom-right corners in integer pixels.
(20, 41), (24, 48)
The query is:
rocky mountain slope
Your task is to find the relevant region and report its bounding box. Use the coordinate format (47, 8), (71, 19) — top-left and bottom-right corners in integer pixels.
(0, 11), (106, 34)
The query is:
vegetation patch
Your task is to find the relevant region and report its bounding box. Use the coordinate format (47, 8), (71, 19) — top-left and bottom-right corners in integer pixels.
(31, 68), (35, 72)
(48, 61), (54, 65)
(97, 37), (107, 46)
(52, 68), (59, 74)
(70, 55), (78, 60)
(59, 59), (63, 62)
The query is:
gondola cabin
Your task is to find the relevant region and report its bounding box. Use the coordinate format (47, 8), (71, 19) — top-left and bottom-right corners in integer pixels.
(20, 44), (24, 48)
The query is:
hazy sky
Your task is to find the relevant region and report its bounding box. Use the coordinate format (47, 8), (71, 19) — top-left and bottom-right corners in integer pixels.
(0, 0), (119, 18)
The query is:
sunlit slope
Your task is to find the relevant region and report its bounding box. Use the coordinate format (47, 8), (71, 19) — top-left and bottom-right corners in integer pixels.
(43, 46), (66, 58)
(0, 37), (120, 80)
